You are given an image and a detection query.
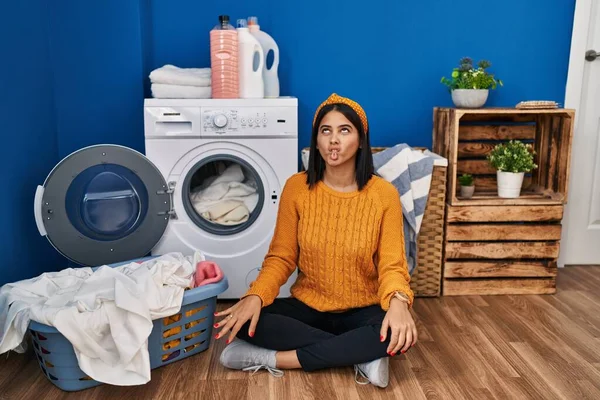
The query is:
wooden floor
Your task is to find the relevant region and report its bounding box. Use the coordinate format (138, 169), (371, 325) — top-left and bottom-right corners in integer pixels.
(1, 266), (600, 400)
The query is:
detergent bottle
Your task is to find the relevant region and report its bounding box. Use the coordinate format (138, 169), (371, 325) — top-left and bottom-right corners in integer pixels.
(237, 19), (264, 98)
(247, 16), (279, 98)
(210, 15), (239, 98)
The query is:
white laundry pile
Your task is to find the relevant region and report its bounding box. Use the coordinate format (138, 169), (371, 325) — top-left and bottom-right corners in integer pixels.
(150, 64), (212, 99)
(0, 252), (201, 386)
(190, 163), (259, 225)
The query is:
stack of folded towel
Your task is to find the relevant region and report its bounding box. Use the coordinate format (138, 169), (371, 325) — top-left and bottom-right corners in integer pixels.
(150, 64), (212, 99)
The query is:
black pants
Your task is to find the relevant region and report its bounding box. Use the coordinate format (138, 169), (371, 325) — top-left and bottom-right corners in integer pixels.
(237, 298), (391, 372)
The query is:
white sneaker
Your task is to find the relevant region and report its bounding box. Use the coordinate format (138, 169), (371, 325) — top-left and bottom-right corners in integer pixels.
(354, 357), (389, 388)
(219, 339), (283, 377)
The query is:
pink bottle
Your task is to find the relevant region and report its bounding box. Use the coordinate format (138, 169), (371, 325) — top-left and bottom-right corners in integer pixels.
(210, 15), (239, 99)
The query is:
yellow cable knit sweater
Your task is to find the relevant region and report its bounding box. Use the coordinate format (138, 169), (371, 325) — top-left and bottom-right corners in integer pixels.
(244, 172), (414, 312)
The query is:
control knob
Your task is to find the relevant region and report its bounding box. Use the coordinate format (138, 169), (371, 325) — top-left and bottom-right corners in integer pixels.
(213, 113), (229, 128)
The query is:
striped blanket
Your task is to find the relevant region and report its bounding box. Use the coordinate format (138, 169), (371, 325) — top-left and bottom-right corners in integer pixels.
(373, 145), (447, 275)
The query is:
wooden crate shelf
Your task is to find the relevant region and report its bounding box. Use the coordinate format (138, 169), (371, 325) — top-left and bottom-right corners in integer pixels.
(442, 203), (561, 296)
(433, 107), (575, 206)
(444, 261), (558, 278)
(443, 278), (557, 296)
(446, 204), (564, 222)
(433, 107), (575, 296)
(446, 224), (562, 241)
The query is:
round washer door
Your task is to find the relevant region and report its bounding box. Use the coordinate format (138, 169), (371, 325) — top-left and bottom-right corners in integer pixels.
(35, 144), (171, 267)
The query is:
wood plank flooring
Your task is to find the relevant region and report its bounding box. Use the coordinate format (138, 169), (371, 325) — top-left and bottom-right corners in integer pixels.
(1, 266), (599, 399)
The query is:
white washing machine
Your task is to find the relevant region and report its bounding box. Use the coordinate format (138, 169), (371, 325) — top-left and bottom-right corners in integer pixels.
(34, 97), (298, 299)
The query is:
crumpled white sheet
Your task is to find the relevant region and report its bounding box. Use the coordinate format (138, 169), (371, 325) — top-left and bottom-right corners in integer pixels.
(190, 163), (259, 225)
(0, 252), (200, 386)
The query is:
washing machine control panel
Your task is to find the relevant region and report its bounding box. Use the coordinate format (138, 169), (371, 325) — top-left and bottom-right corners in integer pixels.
(201, 107), (296, 136)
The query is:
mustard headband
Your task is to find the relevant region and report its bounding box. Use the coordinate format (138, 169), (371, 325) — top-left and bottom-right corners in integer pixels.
(313, 93), (369, 133)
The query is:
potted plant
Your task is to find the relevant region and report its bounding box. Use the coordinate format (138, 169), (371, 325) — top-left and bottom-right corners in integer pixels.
(458, 173), (475, 198)
(487, 140), (538, 198)
(441, 57), (503, 108)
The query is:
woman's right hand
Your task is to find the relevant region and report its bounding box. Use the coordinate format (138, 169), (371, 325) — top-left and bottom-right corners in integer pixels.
(214, 294), (262, 343)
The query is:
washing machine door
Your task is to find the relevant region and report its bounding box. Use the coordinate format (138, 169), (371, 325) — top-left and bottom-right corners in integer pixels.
(34, 144), (171, 267)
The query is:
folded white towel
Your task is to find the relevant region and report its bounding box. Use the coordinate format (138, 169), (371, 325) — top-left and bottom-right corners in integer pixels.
(149, 64), (211, 87)
(151, 83), (211, 99)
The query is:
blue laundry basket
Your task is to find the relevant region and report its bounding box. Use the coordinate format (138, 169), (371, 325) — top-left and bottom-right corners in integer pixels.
(27, 257), (229, 392)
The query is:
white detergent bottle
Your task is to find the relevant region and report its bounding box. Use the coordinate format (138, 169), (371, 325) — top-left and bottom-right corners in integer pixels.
(248, 16), (280, 98)
(237, 19), (264, 98)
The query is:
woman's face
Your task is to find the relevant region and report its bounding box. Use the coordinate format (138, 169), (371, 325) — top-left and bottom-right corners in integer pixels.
(316, 110), (360, 168)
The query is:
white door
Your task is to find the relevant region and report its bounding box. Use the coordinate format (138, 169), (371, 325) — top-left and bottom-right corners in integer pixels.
(560, 0), (600, 266)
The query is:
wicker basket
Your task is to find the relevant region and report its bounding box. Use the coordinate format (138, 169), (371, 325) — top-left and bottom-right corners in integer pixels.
(411, 163), (446, 296)
(302, 146), (447, 297)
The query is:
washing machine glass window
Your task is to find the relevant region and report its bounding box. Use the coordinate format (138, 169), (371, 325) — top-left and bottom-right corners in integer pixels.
(65, 164), (148, 241)
(183, 155), (264, 235)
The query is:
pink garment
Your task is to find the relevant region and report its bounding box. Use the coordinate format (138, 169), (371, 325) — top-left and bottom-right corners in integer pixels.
(194, 261), (224, 287)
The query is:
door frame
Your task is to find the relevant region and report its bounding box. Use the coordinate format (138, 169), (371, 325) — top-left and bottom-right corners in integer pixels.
(560, 0), (595, 267)
(564, 0), (593, 114)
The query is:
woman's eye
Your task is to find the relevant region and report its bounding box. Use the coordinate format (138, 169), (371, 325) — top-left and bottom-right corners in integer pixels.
(341, 128), (350, 133)
(321, 128), (330, 134)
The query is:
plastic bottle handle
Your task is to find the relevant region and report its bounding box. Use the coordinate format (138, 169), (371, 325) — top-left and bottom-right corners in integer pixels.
(253, 44), (264, 76)
(272, 45), (279, 70)
(265, 45), (279, 72)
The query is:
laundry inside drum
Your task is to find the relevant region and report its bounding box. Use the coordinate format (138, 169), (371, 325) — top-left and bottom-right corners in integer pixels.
(188, 160), (260, 227)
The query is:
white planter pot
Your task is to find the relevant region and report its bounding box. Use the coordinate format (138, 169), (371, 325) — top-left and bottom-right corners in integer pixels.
(460, 185), (475, 198)
(497, 171), (524, 198)
(451, 89), (489, 108)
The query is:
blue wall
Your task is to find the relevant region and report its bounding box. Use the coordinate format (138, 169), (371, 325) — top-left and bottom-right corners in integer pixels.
(0, 1), (63, 285)
(150, 0), (576, 148)
(1, 0), (575, 285)
(49, 1), (146, 158)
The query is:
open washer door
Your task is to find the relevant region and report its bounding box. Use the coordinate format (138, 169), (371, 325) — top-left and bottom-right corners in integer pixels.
(34, 144), (172, 267)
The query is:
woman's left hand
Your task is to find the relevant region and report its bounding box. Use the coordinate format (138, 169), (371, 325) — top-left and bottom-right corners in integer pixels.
(380, 297), (418, 356)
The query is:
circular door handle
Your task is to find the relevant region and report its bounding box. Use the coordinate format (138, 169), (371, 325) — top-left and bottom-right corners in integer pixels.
(585, 50), (598, 62)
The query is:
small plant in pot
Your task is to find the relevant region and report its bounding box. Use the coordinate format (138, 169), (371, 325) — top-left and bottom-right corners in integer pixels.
(487, 140), (538, 198)
(458, 173), (475, 198)
(441, 57), (503, 108)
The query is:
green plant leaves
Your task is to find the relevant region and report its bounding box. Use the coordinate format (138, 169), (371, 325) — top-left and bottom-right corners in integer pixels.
(487, 140), (538, 173)
(458, 173), (474, 186)
(441, 57), (502, 90)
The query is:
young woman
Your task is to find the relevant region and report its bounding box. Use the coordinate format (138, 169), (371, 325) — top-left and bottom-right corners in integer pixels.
(214, 93), (417, 388)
